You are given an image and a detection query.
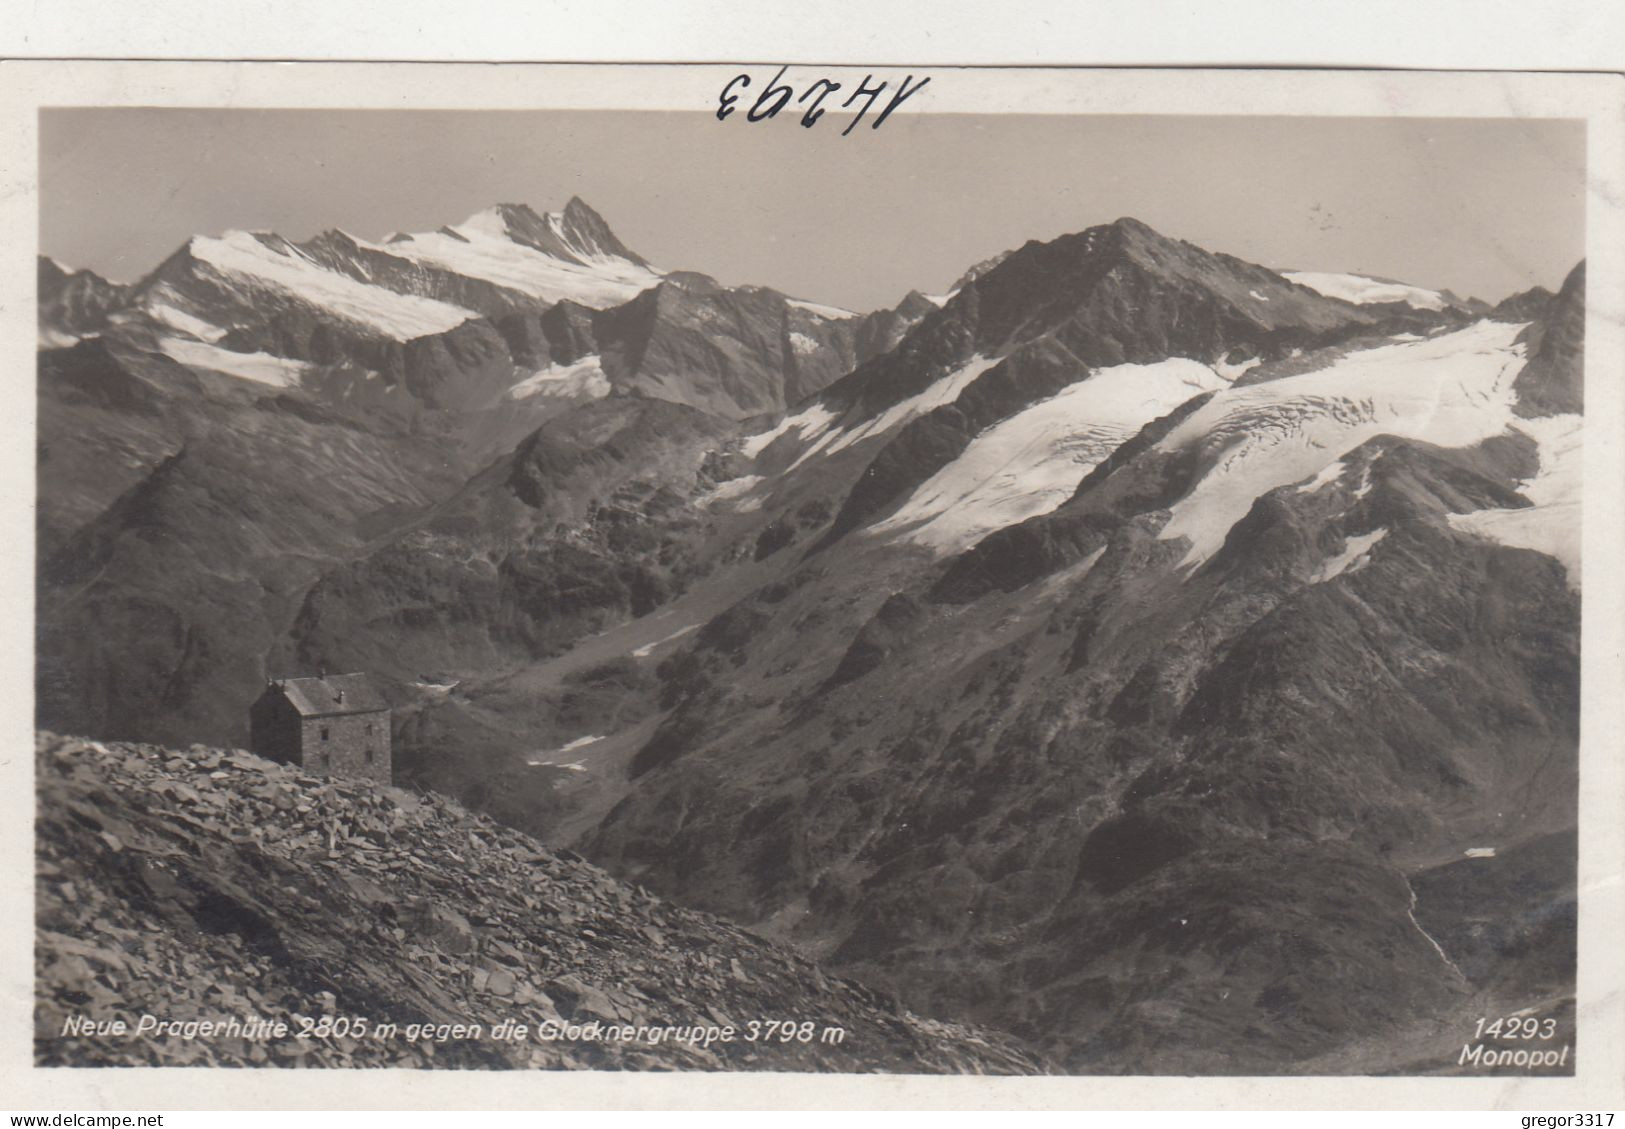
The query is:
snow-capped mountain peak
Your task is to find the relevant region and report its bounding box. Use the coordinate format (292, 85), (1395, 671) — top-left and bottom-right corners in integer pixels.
(381, 199), (663, 307)
(447, 199), (651, 268)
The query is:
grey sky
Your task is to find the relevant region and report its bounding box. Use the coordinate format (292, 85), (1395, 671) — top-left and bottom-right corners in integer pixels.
(40, 109), (1585, 310)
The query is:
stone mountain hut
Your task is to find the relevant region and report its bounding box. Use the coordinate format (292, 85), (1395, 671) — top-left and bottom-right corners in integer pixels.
(250, 672), (391, 783)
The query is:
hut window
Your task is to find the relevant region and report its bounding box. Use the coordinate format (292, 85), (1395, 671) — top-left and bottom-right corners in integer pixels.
(321, 726), (330, 741)
(365, 748), (375, 764)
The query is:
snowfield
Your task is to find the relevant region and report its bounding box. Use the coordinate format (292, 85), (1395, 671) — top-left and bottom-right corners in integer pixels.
(632, 624), (699, 658)
(788, 331), (821, 356)
(38, 327), (84, 349)
(1312, 528), (1388, 583)
(1159, 319), (1530, 568)
(507, 355), (612, 400)
(158, 337), (314, 388)
(695, 474), (766, 512)
(189, 231), (477, 339)
(145, 291), (229, 342)
(787, 298), (859, 320)
(1449, 413), (1582, 586)
(740, 402), (841, 460)
(1283, 270), (1447, 312)
(874, 358), (1229, 554)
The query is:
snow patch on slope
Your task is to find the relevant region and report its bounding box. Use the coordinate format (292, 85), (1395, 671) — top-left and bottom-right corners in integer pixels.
(1284, 271), (1446, 312)
(874, 358), (1229, 554)
(146, 294), (228, 342)
(633, 624), (699, 658)
(743, 354), (1005, 469)
(741, 402), (841, 460)
(1160, 320), (1529, 568)
(189, 231), (476, 339)
(1295, 460), (1348, 495)
(39, 327), (84, 349)
(788, 298), (859, 320)
(1312, 528), (1388, 583)
(159, 337), (314, 388)
(696, 475), (766, 512)
(507, 355), (611, 400)
(1448, 413), (1582, 586)
(1213, 355), (1262, 382)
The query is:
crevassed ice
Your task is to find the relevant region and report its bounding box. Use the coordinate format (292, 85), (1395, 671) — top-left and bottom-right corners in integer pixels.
(874, 358), (1229, 554)
(190, 231), (476, 339)
(1159, 320), (1529, 568)
(1448, 413), (1582, 587)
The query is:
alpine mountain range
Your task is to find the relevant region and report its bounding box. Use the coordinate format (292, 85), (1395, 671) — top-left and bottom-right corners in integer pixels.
(36, 198), (1583, 1073)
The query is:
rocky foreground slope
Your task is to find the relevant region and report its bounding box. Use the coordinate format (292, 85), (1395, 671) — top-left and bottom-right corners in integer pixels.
(34, 732), (1043, 1072)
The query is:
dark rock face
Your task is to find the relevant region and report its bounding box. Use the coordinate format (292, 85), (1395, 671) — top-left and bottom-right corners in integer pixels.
(38, 257), (131, 341)
(1491, 284), (1555, 323)
(37, 423), (465, 749)
(36, 732), (1043, 1071)
(589, 280), (872, 420)
(827, 593), (927, 687)
(290, 398), (735, 688)
(493, 197), (652, 268)
(1513, 261), (1585, 416)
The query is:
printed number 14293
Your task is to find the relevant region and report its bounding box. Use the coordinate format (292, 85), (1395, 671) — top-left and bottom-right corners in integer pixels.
(1475, 1015), (1558, 1040)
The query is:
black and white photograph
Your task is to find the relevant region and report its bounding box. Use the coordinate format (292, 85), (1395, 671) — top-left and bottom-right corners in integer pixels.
(5, 60), (1623, 1108)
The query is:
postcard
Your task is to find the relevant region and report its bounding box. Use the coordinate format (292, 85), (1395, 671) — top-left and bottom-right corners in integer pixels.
(3, 61), (1622, 1110)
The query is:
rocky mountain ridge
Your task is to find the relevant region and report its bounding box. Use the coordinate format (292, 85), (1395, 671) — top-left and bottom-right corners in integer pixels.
(36, 731), (1043, 1072)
